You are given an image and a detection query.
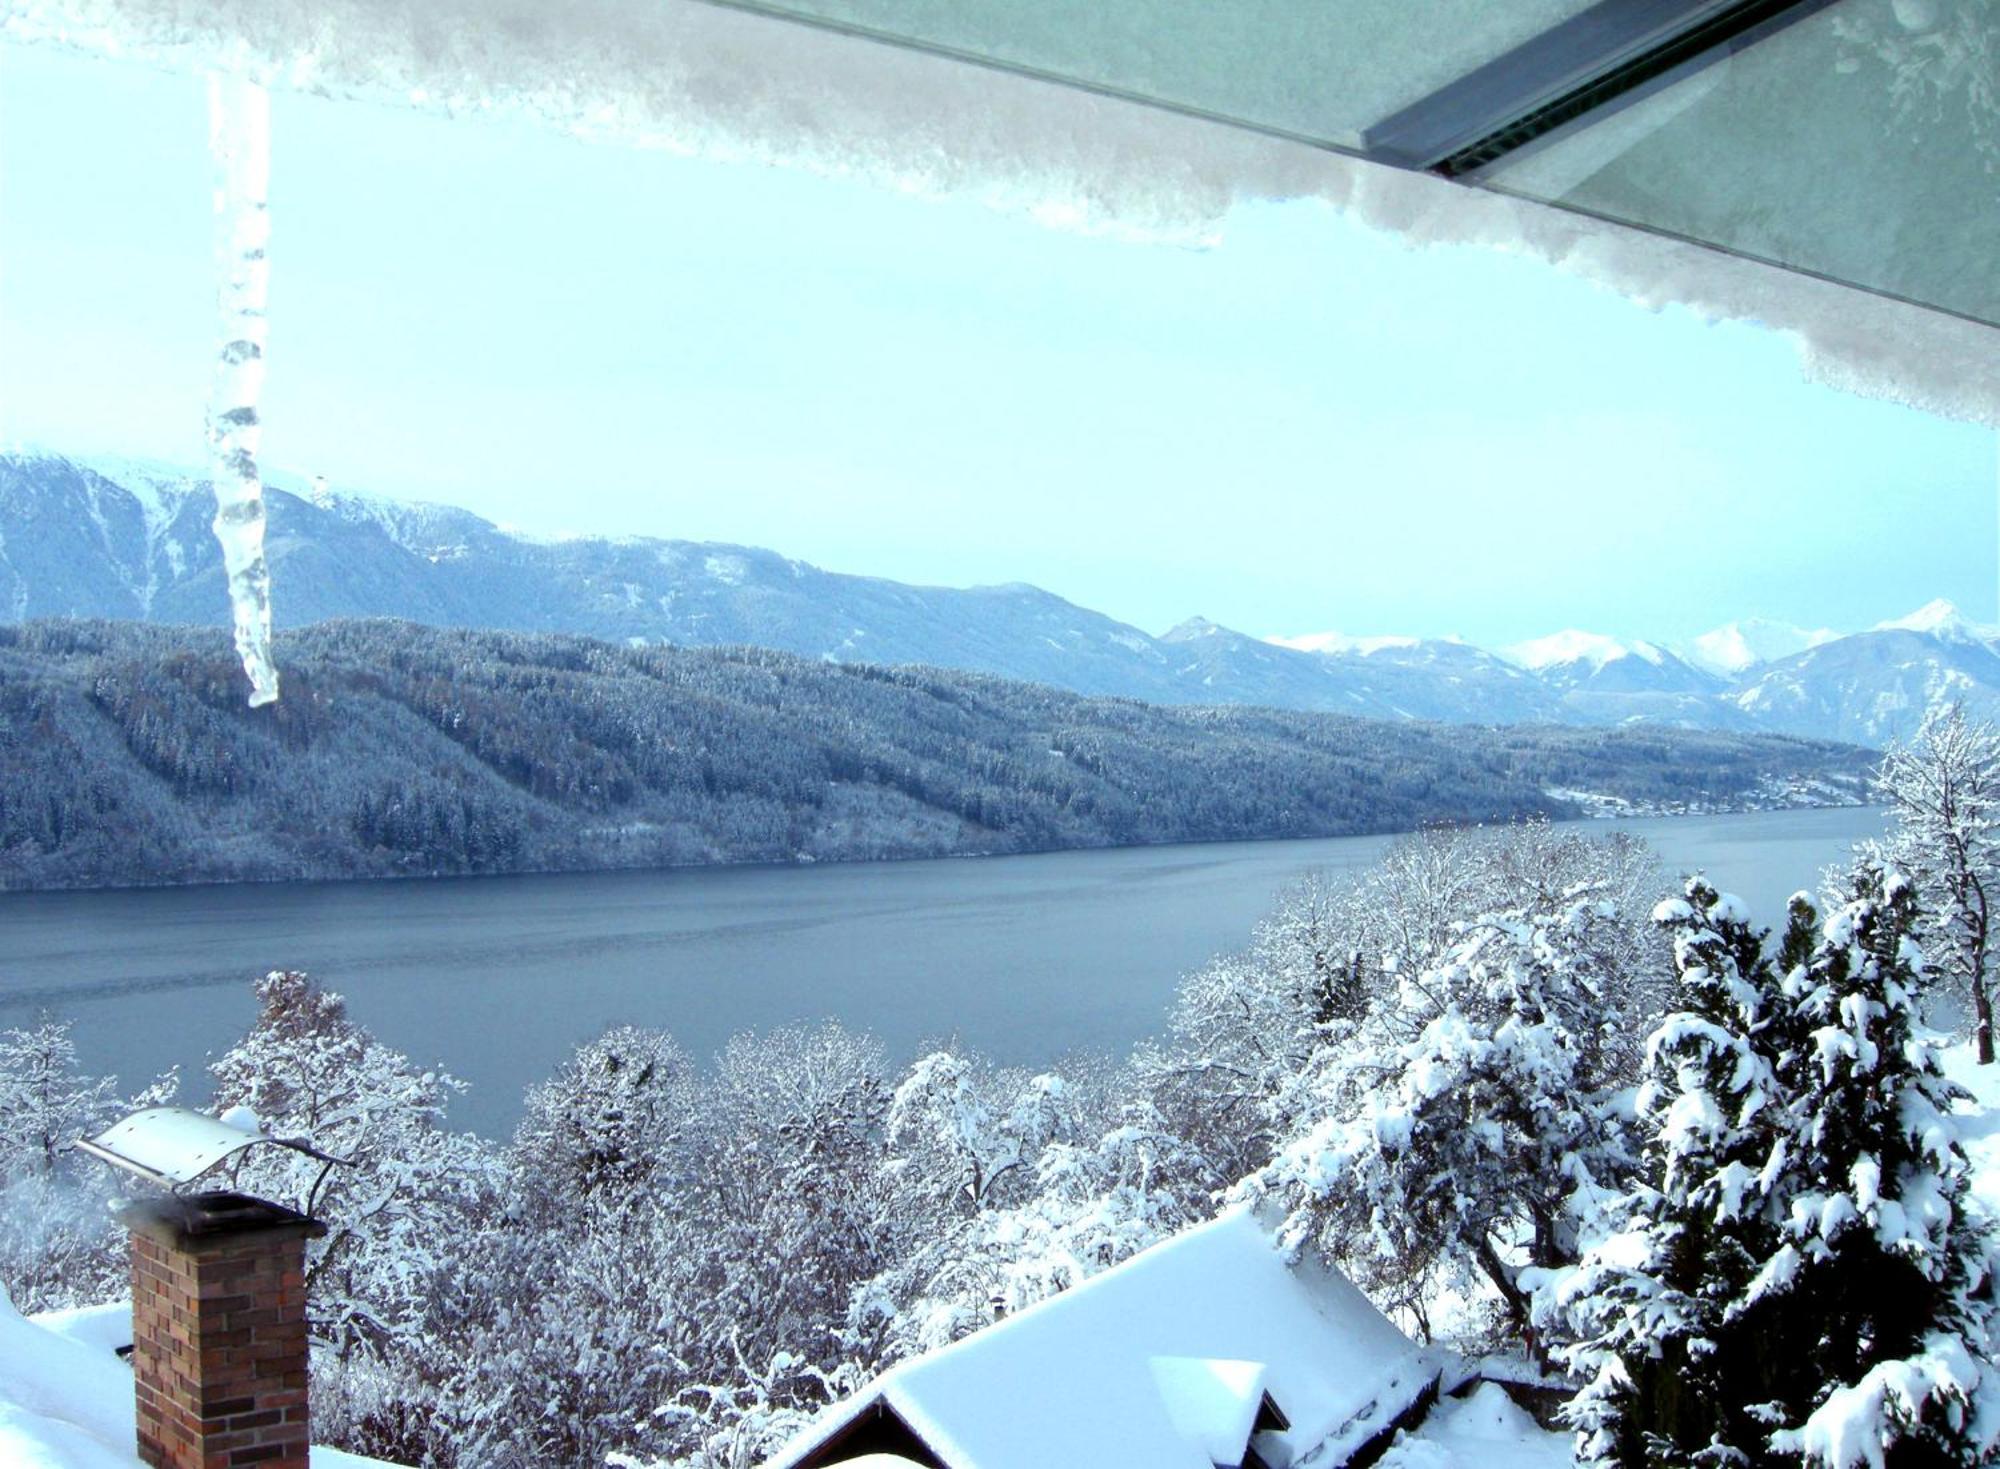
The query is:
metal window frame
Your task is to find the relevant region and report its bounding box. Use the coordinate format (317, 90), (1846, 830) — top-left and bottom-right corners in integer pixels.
(1364, 0), (1839, 177)
(684, 0), (1834, 180)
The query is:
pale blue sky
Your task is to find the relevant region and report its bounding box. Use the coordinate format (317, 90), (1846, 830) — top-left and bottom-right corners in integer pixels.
(1, 41), (1991, 646)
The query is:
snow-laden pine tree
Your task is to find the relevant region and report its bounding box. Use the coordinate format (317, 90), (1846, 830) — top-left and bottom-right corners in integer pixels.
(1250, 882), (1645, 1354)
(1561, 878), (1801, 1466)
(1878, 702), (2000, 1062)
(1764, 865), (1999, 1467)
(1564, 864), (2000, 1468)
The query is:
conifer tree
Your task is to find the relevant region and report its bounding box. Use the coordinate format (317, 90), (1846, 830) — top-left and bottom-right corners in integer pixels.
(1764, 865), (1997, 1467)
(1564, 878), (1798, 1467)
(1567, 865), (2000, 1468)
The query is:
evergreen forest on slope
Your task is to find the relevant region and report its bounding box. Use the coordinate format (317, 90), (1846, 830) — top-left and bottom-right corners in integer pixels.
(0, 618), (1873, 890)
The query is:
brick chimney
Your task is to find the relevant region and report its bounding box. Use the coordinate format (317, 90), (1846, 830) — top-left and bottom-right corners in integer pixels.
(122, 1193), (323, 1469)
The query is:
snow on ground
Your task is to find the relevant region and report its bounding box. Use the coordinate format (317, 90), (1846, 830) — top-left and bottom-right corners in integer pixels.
(1374, 1384), (1571, 1469)
(1, 1295), (398, 1469)
(1942, 1042), (2000, 1225)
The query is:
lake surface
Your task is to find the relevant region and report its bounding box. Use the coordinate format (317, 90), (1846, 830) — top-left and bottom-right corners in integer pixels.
(0, 806), (1884, 1137)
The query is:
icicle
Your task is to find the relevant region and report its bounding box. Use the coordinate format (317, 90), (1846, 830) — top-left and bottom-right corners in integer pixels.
(205, 72), (279, 708)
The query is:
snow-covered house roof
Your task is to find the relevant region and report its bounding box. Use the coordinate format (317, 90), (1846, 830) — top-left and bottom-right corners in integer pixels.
(763, 1208), (1445, 1469)
(0, 1295), (392, 1469)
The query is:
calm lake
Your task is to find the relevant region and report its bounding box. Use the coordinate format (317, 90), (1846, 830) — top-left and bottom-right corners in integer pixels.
(0, 806), (1885, 1137)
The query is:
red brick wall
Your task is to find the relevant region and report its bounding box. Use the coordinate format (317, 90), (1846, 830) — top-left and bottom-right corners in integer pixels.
(127, 1209), (315, 1469)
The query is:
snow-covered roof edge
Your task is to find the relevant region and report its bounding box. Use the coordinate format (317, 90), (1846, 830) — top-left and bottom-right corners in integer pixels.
(5, 0), (1996, 428)
(761, 1206), (1448, 1469)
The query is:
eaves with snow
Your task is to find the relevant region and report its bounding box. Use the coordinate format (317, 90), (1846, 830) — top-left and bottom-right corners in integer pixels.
(7, 0), (1994, 423)
(761, 1207), (1449, 1469)
(2, 0), (1993, 704)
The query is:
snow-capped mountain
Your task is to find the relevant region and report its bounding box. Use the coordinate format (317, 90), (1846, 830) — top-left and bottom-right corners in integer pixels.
(1483, 629), (1729, 727)
(1504, 629), (1657, 674)
(1683, 618), (1840, 677)
(1729, 611), (2000, 746)
(1872, 597), (2000, 643)
(1502, 631), (1718, 694)
(1160, 618), (1560, 725)
(1267, 629), (1422, 657)
(0, 450), (1989, 746)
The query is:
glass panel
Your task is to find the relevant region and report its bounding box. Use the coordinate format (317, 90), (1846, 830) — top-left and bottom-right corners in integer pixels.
(737, 0), (1599, 149)
(1483, 0), (2000, 326)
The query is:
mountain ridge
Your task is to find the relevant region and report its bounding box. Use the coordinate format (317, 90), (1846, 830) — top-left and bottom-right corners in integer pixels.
(0, 451), (1986, 747)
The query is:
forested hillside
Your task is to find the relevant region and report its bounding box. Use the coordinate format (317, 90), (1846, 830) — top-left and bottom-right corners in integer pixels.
(0, 619), (1872, 890)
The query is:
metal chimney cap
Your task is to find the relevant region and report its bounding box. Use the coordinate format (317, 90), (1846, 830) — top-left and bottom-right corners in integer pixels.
(77, 1107), (350, 1209)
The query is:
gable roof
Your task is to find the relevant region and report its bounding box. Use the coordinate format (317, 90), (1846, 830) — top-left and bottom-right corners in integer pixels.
(763, 1207), (1442, 1469)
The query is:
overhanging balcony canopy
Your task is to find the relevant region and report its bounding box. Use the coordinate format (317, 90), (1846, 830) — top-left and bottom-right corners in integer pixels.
(719, 0), (1994, 333)
(6, 0), (1996, 422)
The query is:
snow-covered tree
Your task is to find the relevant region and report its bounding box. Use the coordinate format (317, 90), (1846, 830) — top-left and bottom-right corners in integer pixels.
(0, 1020), (118, 1177)
(885, 1048), (1068, 1216)
(1564, 863), (2000, 1468)
(512, 1024), (692, 1209)
(0, 1019), (167, 1312)
(860, 1100), (1210, 1360)
(1561, 878), (1802, 1467)
(1879, 702), (2000, 1061)
(844, 1049), (1079, 1361)
(385, 1025), (706, 1469)
(1251, 886), (1645, 1355)
(1764, 864), (1999, 1467)
(209, 970), (498, 1358)
(691, 1022), (894, 1385)
(443, 1194), (702, 1469)
(1143, 875), (1361, 1191)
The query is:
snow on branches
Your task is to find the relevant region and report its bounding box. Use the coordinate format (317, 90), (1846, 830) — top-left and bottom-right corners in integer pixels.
(0, 1019), (174, 1313)
(208, 970), (497, 1360)
(1561, 865), (2000, 1469)
(1246, 882), (1644, 1356)
(1877, 702), (2000, 1062)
